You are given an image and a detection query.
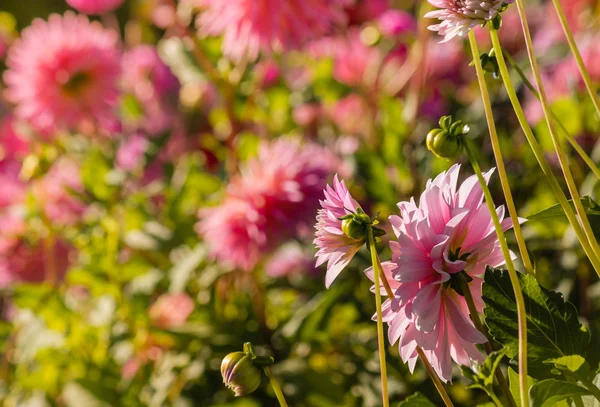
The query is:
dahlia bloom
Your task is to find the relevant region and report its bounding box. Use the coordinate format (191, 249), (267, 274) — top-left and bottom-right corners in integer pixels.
(380, 164), (516, 382)
(4, 12), (121, 134)
(377, 10), (417, 38)
(266, 243), (317, 279)
(149, 293), (194, 329)
(66, 0), (124, 14)
(195, 0), (349, 62)
(425, 0), (513, 42)
(121, 45), (180, 136)
(198, 139), (335, 271)
(314, 175), (365, 288)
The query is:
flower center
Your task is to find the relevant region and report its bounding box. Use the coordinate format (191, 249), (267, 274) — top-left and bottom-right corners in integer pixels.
(59, 71), (92, 97)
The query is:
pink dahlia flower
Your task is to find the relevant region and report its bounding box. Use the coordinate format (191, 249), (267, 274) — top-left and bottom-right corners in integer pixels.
(425, 0), (513, 42)
(377, 10), (417, 38)
(380, 164), (517, 382)
(195, 0), (349, 62)
(121, 45), (180, 137)
(314, 175), (365, 288)
(66, 0), (124, 14)
(4, 12), (121, 135)
(198, 138), (335, 271)
(266, 243), (318, 279)
(149, 293), (194, 329)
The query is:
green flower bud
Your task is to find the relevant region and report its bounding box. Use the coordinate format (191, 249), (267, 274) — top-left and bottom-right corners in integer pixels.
(427, 129), (462, 159)
(221, 351), (262, 397)
(342, 218), (367, 241)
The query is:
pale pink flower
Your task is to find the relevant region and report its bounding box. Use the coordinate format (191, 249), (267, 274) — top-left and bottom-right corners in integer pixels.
(66, 0), (124, 15)
(198, 139), (335, 271)
(266, 243), (318, 278)
(425, 0), (513, 42)
(121, 45), (180, 136)
(377, 10), (417, 37)
(195, 0), (349, 62)
(329, 94), (370, 136)
(116, 133), (149, 172)
(149, 293), (194, 329)
(379, 164), (517, 382)
(4, 12), (121, 135)
(314, 175), (364, 288)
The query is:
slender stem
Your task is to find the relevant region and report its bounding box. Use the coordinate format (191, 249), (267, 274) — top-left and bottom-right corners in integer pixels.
(490, 392), (504, 407)
(549, 0), (600, 119)
(467, 31), (534, 276)
(457, 276), (516, 407)
(415, 347), (455, 407)
(489, 29), (600, 277)
(503, 51), (600, 180)
(581, 378), (600, 403)
(264, 367), (289, 407)
(512, 0), (600, 264)
(463, 140), (529, 407)
(367, 226), (390, 407)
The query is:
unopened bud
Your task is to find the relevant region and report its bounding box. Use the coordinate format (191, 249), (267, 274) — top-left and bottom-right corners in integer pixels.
(221, 351), (262, 397)
(426, 116), (470, 160)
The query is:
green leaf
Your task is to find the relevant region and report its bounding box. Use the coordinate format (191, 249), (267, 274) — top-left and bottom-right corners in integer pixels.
(461, 349), (509, 401)
(530, 379), (591, 407)
(508, 367), (537, 406)
(545, 355), (591, 380)
(398, 392), (436, 406)
(81, 149), (117, 201)
(483, 267), (590, 365)
(527, 196), (600, 221)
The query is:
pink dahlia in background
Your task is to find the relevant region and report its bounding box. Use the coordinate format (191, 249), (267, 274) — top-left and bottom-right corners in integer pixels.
(4, 12), (121, 135)
(121, 45), (181, 137)
(380, 164), (516, 382)
(149, 293), (194, 329)
(66, 0), (124, 15)
(198, 138), (336, 271)
(195, 0), (349, 62)
(426, 0), (513, 42)
(314, 175), (365, 288)
(377, 10), (417, 38)
(266, 243), (318, 279)
(0, 116), (30, 162)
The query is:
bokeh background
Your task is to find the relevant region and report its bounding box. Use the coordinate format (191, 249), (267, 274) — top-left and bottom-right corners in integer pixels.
(0, 0), (599, 406)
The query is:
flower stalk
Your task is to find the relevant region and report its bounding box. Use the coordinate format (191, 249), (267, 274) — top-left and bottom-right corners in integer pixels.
(264, 367), (289, 407)
(463, 139), (529, 407)
(467, 31), (533, 276)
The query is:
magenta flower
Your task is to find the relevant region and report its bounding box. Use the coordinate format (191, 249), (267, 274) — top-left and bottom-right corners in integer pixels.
(425, 0), (513, 42)
(195, 0), (348, 62)
(198, 139), (335, 271)
(314, 175), (365, 288)
(379, 164), (516, 382)
(66, 0), (124, 14)
(4, 12), (121, 135)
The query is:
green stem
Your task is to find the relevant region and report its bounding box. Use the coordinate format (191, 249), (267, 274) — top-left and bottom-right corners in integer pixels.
(467, 31), (534, 276)
(264, 367), (289, 407)
(581, 378), (600, 403)
(415, 346), (455, 407)
(512, 0), (600, 266)
(503, 51), (600, 180)
(549, 0), (600, 119)
(463, 139), (529, 407)
(367, 226), (390, 407)
(489, 28), (600, 277)
(457, 275), (516, 407)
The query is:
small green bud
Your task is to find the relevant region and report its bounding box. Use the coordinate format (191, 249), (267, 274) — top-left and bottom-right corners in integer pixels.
(221, 352), (262, 397)
(342, 218), (368, 240)
(426, 129), (462, 160)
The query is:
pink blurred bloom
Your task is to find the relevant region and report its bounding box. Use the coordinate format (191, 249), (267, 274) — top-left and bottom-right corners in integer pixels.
(314, 175), (364, 288)
(377, 10), (417, 37)
(345, 0), (390, 25)
(116, 133), (149, 172)
(198, 139), (335, 271)
(379, 164), (517, 382)
(0, 117), (30, 162)
(329, 94), (370, 136)
(149, 293), (194, 329)
(121, 45), (180, 137)
(425, 0), (513, 42)
(4, 12), (121, 135)
(66, 0), (124, 14)
(0, 161), (26, 210)
(293, 104), (322, 128)
(195, 0), (349, 62)
(266, 243), (318, 279)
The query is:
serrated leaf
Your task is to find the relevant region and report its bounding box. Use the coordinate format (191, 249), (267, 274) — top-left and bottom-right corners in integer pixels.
(530, 379), (591, 407)
(461, 349), (509, 401)
(398, 392), (436, 406)
(508, 367), (537, 406)
(527, 196), (600, 221)
(483, 267), (589, 365)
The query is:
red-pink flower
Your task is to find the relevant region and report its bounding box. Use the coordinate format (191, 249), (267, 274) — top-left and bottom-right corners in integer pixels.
(314, 175), (364, 288)
(198, 138), (335, 271)
(377, 164), (516, 382)
(4, 12), (121, 135)
(149, 293), (194, 329)
(195, 0), (349, 62)
(66, 0), (124, 14)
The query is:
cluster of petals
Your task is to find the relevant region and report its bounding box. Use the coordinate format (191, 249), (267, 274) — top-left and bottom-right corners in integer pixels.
(195, 0), (349, 62)
(198, 138), (336, 271)
(378, 164), (516, 382)
(3, 12), (121, 135)
(149, 293), (194, 329)
(314, 175), (365, 288)
(66, 0), (124, 15)
(425, 0), (513, 42)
